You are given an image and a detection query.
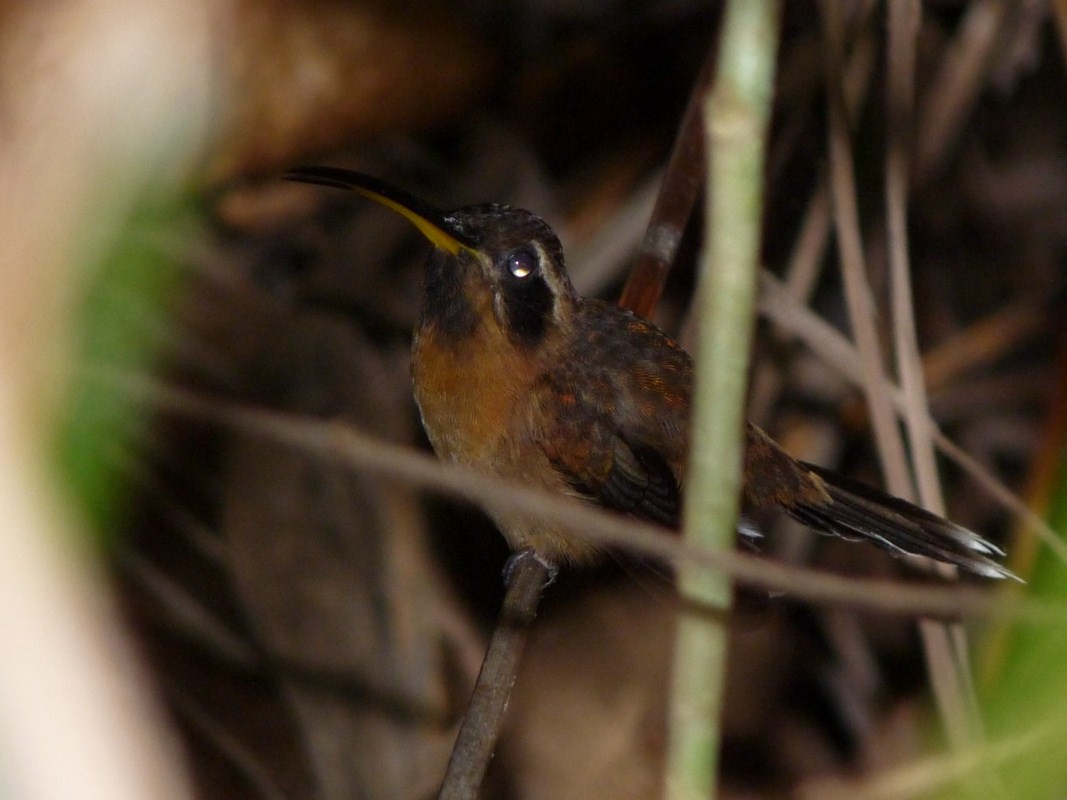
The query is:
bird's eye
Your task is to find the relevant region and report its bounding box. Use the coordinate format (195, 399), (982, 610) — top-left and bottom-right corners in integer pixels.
(496, 243), (554, 347)
(507, 247), (538, 279)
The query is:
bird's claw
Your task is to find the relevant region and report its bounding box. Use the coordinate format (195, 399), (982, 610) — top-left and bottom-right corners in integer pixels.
(503, 549), (558, 588)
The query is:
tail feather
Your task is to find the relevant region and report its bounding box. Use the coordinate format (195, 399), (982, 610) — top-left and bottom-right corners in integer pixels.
(794, 464), (1019, 582)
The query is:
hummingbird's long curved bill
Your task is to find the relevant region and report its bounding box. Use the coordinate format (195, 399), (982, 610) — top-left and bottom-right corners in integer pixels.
(285, 166), (479, 257)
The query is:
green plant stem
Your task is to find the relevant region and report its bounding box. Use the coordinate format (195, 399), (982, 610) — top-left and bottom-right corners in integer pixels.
(665, 3), (780, 800)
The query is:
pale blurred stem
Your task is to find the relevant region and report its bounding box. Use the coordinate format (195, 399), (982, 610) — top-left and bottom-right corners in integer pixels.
(665, 3), (780, 800)
(821, 0), (912, 498)
(887, 0), (946, 516)
(886, 0), (983, 754)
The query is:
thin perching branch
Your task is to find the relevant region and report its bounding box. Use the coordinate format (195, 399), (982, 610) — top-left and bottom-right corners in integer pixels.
(665, 3), (780, 800)
(436, 554), (550, 800)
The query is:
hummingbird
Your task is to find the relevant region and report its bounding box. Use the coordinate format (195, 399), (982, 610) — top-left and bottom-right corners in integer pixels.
(285, 165), (1015, 581)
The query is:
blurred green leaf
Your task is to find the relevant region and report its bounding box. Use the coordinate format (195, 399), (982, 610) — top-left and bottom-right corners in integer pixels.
(972, 443), (1067, 799)
(55, 189), (195, 546)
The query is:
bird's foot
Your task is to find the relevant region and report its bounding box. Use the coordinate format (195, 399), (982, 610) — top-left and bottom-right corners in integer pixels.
(503, 548), (559, 588)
